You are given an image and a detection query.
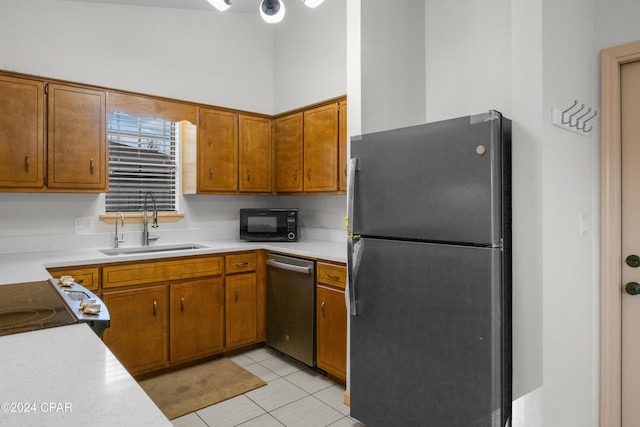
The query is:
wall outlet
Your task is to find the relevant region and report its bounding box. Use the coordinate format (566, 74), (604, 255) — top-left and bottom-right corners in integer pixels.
(74, 217), (93, 234)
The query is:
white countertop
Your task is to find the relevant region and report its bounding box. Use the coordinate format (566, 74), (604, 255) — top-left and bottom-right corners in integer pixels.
(0, 238), (347, 285)
(0, 237), (346, 425)
(0, 323), (171, 427)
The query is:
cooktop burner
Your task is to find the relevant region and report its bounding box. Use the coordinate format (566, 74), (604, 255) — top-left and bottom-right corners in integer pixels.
(0, 281), (76, 337)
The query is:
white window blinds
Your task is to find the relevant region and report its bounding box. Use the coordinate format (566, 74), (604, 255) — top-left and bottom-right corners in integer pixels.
(106, 112), (177, 212)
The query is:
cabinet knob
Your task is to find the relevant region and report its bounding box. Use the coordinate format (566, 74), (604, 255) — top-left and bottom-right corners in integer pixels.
(153, 299), (157, 316)
(321, 301), (326, 316)
(235, 288), (239, 302)
(209, 167), (213, 179)
(247, 169), (251, 181)
(25, 154), (30, 172)
(293, 168), (298, 181)
(90, 158), (94, 175)
(180, 297), (185, 312)
(307, 168), (311, 181)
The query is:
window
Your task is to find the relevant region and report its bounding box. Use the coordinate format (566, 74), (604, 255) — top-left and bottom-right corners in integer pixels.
(106, 112), (178, 213)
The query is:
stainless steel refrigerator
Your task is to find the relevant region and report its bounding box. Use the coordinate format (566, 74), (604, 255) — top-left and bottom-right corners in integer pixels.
(347, 111), (512, 427)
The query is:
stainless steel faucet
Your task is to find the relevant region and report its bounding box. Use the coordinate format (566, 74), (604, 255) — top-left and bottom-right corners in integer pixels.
(113, 212), (125, 248)
(142, 191), (159, 246)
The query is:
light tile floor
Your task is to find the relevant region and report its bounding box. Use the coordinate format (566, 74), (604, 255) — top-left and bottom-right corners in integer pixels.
(171, 347), (364, 427)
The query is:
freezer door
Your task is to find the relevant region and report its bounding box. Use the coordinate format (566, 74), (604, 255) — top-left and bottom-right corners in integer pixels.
(350, 111), (510, 246)
(349, 238), (511, 427)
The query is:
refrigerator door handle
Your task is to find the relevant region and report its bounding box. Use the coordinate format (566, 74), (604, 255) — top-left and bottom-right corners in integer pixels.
(347, 236), (364, 316)
(347, 158), (357, 236)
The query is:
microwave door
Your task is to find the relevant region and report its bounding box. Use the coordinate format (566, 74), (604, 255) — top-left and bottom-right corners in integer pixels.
(239, 209), (298, 242)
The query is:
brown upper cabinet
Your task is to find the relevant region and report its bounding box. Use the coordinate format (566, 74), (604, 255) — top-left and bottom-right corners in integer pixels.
(196, 108), (239, 193)
(0, 73), (107, 192)
(239, 114), (272, 193)
(0, 74), (45, 189)
(304, 102), (339, 192)
(0, 70), (345, 196)
(47, 84), (107, 191)
(274, 112), (304, 192)
(186, 108), (273, 194)
(274, 97), (347, 193)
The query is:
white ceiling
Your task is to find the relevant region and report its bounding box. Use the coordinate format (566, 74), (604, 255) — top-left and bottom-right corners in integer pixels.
(65, 0), (290, 13)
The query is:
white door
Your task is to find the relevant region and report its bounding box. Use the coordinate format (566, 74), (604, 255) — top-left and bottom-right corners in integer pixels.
(621, 59), (640, 426)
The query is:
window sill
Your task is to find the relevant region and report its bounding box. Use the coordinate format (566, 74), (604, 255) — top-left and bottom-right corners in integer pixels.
(100, 212), (184, 225)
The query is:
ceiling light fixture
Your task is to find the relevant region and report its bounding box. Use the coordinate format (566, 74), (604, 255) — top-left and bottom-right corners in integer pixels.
(259, 0), (285, 24)
(207, 0), (232, 12)
(302, 0), (325, 8)
(208, 0), (325, 24)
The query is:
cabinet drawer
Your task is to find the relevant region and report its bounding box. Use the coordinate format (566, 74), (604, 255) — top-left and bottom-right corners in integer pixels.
(103, 255), (223, 289)
(47, 266), (100, 291)
(225, 252), (257, 274)
(317, 262), (346, 289)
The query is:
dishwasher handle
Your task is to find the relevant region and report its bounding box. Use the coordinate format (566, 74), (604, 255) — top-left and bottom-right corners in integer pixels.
(266, 258), (313, 274)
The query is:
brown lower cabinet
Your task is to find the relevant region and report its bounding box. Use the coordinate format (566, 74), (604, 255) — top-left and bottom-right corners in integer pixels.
(64, 251), (345, 381)
(170, 278), (225, 364)
(103, 278), (227, 375)
(101, 255), (227, 375)
(225, 273), (257, 349)
(316, 263), (347, 382)
(102, 285), (169, 375)
(100, 252), (264, 376)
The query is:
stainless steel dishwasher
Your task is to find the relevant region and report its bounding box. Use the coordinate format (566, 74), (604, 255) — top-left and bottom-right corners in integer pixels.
(266, 252), (316, 366)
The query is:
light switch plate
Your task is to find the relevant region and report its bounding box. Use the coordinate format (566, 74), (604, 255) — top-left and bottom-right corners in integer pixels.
(74, 217), (93, 234)
(579, 213), (589, 238)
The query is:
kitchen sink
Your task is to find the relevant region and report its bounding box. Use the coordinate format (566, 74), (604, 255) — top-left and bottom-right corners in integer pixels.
(99, 243), (207, 256)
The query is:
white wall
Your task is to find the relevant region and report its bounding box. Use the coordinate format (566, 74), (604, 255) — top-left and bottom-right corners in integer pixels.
(273, 0), (347, 114)
(0, 0), (348, 243)
(510, 1), (545, 424)
(425, 0), (512, 121)
(541, 1), (598, 425)
(360, 0), (425, 133)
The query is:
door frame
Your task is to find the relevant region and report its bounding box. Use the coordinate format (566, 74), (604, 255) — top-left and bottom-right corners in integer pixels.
(600, 39), (640, 427)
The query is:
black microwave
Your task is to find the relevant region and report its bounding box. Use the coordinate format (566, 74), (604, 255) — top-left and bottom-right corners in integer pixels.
(239, 208), (298, 242)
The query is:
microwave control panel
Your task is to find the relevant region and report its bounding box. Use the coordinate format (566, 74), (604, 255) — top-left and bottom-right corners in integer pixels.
(287, 211), (297, 241)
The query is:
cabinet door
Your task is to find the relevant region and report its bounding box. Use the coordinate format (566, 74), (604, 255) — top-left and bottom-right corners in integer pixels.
(102, 285), (169, 375)
(316, 284), (347, 381)
(239, 114), (271, 193)
(0, 75), (45, 189)
(274, 112), (303, 192)
(198, 108), (238, 192)
(225, 273), (258, 349)
(304, 103), (339, 192)
(47, 84), (107, 190)
(170, 278), (224, 363)
(338, 99), (348, 192)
